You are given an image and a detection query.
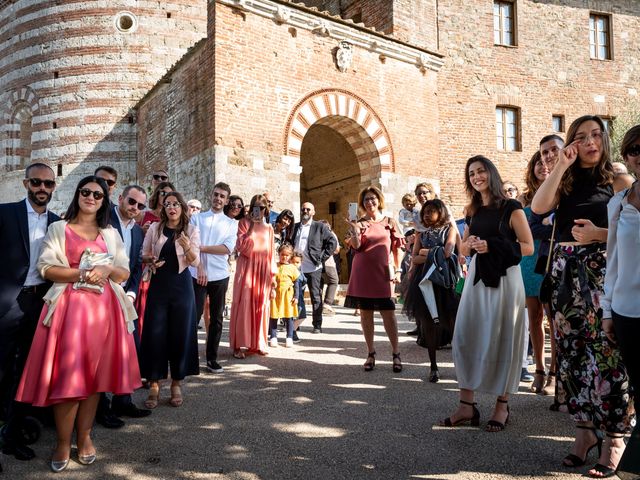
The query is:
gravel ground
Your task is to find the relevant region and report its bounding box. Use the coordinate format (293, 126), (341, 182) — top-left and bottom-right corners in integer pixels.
(2, 306), (612, 479)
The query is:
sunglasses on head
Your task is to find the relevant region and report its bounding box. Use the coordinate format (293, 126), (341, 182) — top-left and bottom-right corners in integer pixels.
(153, 174), (169, 181)
(126, 197), (146, 210)
(627, 144), (640, 158)
(164, 202), (181, 209)
(28, 178), (56, 189)
(100, 178), (116, 187)
(79, 188), (105, 200)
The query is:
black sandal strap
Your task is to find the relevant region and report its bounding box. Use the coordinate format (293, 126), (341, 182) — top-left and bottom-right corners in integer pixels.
(367, 351), (376, 358)
(497, 398), (508, 404)
(535, 369), (546, 375)
(605, 433), (625, 438)
(460, 400), (477, 406)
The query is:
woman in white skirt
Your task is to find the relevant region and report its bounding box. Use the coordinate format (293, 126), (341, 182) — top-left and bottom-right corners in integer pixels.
(440, 155), (533, 432)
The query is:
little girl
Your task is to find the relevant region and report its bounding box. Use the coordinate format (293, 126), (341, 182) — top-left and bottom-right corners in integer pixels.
(403, 199), (459, 383)
(269, 244), (300, 347)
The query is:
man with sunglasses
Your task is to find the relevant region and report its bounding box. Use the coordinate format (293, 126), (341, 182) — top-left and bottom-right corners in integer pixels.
(151, 169), (169, 190)
(95, 185), (151, 428)
(94, 165), (118, 202)
(0, 163), (59, 462)
(292, 203), (338, 334)
(190, 182), (238, 373)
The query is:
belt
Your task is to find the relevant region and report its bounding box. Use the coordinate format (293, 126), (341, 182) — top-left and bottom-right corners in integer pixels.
(21, 284), (47, 294)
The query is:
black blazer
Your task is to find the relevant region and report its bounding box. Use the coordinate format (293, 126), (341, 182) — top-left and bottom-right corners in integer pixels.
(291, 220), (338, 268)
(109, 206), (144, 296)
(0, 200), (59, 318)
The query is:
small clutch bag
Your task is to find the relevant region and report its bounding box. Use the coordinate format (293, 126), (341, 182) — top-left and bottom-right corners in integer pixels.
(72, 248), (114, 294)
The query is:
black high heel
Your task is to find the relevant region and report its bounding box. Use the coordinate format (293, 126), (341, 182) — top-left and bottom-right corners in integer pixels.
(392, 353), (402, 373)
(429, 369), (439, 383)
(363, 351), (376, 371)
(588, 433), (625, 478)
(563, 425), (603, 467)
(439, 400), (480, 427)
(485, 398), (510, 432)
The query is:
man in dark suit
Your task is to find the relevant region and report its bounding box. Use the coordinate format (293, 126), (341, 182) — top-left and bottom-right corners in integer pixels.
(0, 163), (59, 461)
(96, 184), (151, 428)
(291, 202), (338, 334)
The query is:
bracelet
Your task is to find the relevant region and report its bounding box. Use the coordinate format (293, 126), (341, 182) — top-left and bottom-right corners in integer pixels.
(80, 269), (87, 282)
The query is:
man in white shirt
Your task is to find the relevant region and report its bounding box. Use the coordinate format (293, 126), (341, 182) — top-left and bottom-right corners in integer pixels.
(190, 183), (238, 372)
(0, 163), (59, 461)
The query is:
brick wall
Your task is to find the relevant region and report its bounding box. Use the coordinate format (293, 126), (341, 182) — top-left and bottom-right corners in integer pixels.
(0, 0), (207, 211)
(436, 0), (640, 215)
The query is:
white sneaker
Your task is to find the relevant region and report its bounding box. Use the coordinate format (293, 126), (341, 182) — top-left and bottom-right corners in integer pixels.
(285, 338), (293, 348)
(269, 337), (278, 348)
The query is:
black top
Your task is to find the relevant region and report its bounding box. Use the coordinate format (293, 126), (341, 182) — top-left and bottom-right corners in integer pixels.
(466, 199), (521, 242)
(466, 199), (523, 288)
(556, 167), (613, 242)
(160, 226), (179, 274)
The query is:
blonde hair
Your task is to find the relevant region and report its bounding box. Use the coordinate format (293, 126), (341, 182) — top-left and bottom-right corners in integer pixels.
(401, 193), (417, 206)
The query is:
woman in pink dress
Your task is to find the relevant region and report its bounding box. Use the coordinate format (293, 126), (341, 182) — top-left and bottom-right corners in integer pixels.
(16, 176), (141, 472)
(229, 194), (276, 358)
(345, 186), (404, 372)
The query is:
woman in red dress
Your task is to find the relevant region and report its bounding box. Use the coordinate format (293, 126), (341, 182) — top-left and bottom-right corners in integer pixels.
(16, 176), (140, 472)
(345, 186), (404, 372)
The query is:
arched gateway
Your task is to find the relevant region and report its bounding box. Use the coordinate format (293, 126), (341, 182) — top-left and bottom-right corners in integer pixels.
(284, 89), (395, 281)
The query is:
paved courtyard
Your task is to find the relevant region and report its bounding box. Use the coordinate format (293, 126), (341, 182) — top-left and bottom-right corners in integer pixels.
(4, 307), (602, 479)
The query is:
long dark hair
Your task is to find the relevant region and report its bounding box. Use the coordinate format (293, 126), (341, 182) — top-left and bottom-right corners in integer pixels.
(159, 191), (190, 238)
(64, 175), (111, 228)
(521, 151), (543, 207)
(149, 181), (176, 210)
(420, 199), (451, 229)
(275, 209), (295, 243)
(559, 115), (614, 195)
(464, 155), (507, 217)
(223, 194), (245, 220)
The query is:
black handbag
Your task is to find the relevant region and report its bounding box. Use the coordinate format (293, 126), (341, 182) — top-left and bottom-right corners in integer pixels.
(538, 214), (557, 304)
(616, 422), (640, 480)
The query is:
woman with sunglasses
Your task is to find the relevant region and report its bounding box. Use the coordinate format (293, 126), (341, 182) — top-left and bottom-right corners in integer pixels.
(135, 181), (176, 333)
(140, 191), (200, 409)
(533, 115), (632, 475)
(229, 194), (276, 358)
(16, 176), (140, 472)
(224, 195), (245, 220)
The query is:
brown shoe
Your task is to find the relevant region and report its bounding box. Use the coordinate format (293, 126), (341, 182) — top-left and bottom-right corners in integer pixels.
(542, 371), (556, 396)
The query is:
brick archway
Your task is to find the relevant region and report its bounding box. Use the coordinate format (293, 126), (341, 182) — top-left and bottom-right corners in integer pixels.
(283, 89), (394, 182)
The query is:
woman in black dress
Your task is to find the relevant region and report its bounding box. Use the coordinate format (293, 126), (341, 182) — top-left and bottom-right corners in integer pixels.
(140, 192), (200, 409)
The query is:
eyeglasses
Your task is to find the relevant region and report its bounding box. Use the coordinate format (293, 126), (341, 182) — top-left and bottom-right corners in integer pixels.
(301, 208), (311, 212)
(28, 178), (56, 189)
(230, 203), (243, 209)
(99, 178), (116, 187)
(79, 188), (105, 200)
(574, 131), (603, 145)
(153, 174), (168, 181)
(126, 197), (146, 210)
(626, 144), (640, 158)
(159, 191), (171, 196)
(363, 196), (378, 203)
(164, 202), (181, 209)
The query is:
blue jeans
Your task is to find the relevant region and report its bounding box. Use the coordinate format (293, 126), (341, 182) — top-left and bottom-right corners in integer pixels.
(269, 318), (294, 339)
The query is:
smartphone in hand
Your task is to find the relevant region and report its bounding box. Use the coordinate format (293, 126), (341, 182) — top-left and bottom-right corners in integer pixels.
(348, 203), (358, 222)
(252, 206), (261, 220)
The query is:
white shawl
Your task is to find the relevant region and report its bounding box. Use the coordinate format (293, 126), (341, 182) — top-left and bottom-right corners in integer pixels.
(37, 220), (137, 333)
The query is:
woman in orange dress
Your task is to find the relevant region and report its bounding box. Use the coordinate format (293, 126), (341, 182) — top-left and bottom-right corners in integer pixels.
(229, 194), (276, 358)
(16, 176), (140, 472)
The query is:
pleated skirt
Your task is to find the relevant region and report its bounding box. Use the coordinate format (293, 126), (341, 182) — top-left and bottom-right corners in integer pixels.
(452, 256), (525, 396)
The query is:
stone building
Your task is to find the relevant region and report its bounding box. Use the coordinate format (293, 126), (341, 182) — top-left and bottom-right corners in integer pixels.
(2, 0), (640, 236)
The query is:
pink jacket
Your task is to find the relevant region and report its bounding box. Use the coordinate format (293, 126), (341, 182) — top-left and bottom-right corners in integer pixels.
(142, 222), (200, 273)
